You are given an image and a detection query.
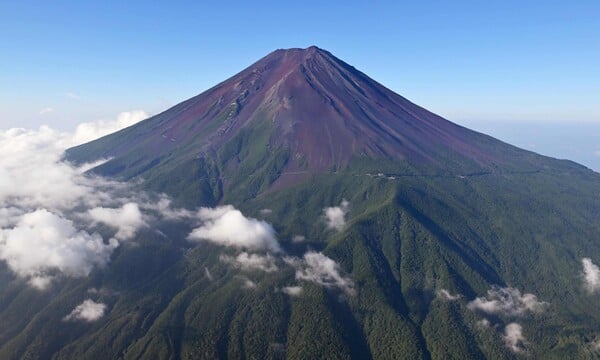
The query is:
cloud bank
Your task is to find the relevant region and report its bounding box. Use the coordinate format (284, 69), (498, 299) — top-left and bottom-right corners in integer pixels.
(187, 206), (281, 252)
(0, 112), (150, 289)
(64, 299), (107, 322)
(324, 199), (349, 231)
(582, 258), (600, 294)
(71, 110), (148, 145)
(0, 209), (118, 289)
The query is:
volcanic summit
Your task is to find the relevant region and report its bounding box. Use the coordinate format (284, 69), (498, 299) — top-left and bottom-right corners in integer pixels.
(68, 46), (582, 203)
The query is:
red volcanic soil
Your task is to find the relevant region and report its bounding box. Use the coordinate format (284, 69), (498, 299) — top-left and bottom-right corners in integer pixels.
(70, 46), (548, 179)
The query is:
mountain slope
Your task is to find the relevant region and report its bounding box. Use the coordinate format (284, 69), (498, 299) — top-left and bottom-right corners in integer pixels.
(1, 47), (599, 359)
(66, 46), (584, 206)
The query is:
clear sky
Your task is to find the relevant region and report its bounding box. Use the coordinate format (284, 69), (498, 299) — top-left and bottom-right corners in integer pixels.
(1, 1), (599, 169)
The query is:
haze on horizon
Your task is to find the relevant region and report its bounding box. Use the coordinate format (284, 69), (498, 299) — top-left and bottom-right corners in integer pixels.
(0, 1), (598, 170)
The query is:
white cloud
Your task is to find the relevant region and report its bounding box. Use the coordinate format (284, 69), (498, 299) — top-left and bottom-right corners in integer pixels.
(282, 286), (303, 296)
(88, 202), (145, 240)
(220, 252), (278, 272)
(467, 286), (548, 318)
(0, 207), (22, 227)
(64, 299), (107, 322)
(591, 338), (600, 352)
(240, 277), (257, 289)
(0, 116), (158, 289)
(187, 205), (281, 252)
(0, 209), (118, 289)
(28, 276), (53, 290)
(324, 199), (349, 231)
(204, 267), (213, 281)
(0, 125), (130, 211)
(476, 318), (491, 329)
(259, 208), (272, 215)
(39, 107), (54, 115)
(437, 289), (462, 301)
(290, 251), (355, 296)
(292, 235), (305, 243)
(582, 258), (600, 294)
(144, 196), (194, 221)
(503, 323), (527, 353)
(65, 92), (80, 100)
(71, 110), (148, 145)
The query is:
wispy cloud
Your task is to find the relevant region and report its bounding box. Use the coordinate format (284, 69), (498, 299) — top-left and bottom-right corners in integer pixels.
(39, 107), (54, 115)
(259, 208), (272, 215)
(324, 199), (350, 231)
(503, 323), (527, 353)
(468, 286), (547, 354)
(582, 258), (600, 293)
(437, 289), (462, 301)
(239, 276), (257, 289)
(292, 235), (305, 243)
(65, 92), (80, 100)
(72, 110), (148, 145)
(590, 337), (600, 352)
(87, 202), (146, 241)
(204, 267), (213, 281)
(220, 252), (278, 272)
(287, 251), (355, 296)
(467, 286), (548, 318)
(64, 299), (107, 322)
(187, 205), (281, 252)
(282, 286), (303, 296)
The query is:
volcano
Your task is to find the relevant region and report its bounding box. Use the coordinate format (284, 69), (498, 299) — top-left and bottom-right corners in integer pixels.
(67, 46), (571, 205)
(2, 47), (600, 359)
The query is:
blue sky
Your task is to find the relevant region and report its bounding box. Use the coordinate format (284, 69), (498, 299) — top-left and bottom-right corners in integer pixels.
(1, 1), (599, 169)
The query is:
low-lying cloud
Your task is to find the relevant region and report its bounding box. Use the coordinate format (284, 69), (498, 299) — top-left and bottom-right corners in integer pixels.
(64, 299), (107, 322)
(71, 110), (148, 145)
(282, 286), (303, 296)
(187, 206), (281, 252)
(220, 252), (279, 272)
(582, 258), (600, 294)
(503, 322), (527, 353)
(467, 286), (548, 318)
(292, 235), (305, 243)
(0, 112), (150, 289)
(0, 209), (118, 289)
(239, 276), (257, 289)
(437, 289), (462, 301)
(287, 251), (355, 296)
(324, 199), (349, 231)
(468, 286), (547, 353)
(88, 202), (146, 240)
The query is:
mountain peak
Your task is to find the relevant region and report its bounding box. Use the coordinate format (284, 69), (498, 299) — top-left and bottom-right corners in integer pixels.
(68, 47), (550, 200)
(272, 45), (323, 55)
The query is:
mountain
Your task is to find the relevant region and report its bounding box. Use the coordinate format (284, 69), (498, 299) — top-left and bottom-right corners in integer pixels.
(66, 46), (576, 206)
(2, 47), (600, 359)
